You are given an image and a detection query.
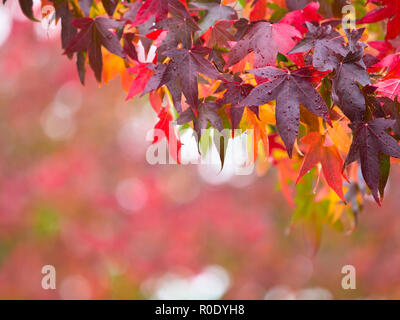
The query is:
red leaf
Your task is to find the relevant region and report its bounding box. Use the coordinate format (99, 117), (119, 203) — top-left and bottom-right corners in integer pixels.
(226, 21), (301, 68)
(358, 0), (400, 40)
(126, 63), (153, 101)
(153, 107), (182, 164)
(65, 17), (125, 82)
(280, 1), (322, 34)
(297, 132), (346, 202)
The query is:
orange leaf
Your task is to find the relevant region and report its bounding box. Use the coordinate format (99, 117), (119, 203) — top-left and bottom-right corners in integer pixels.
(297, 132), (346, 202)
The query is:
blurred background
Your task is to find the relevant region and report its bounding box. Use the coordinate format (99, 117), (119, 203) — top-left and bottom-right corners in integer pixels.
(2, 2), (400, 300)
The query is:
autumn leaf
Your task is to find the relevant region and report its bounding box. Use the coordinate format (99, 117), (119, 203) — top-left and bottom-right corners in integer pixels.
(132, 0), (192, 25)
(164, 47), (221, 110)
(64, 17), (125, 82)
(53, 1), (77, 51)
(286, 0), (312, 11)
(226, 21), (301, 68)
(280, 2), (322, 34)
(191, 0), (238, 35)
(344, 118), (400, 204)
(297, 132), (346, 202)
(153, 107), (182, 164)
(331, 29), (370, 122)
(375, 78), (400, 100)
(176, 100), (223, 140)
(155, 10), (200, 56)
(202, 20), (235, 48)
(358, 0), (400, 40)
(240, 67), (330, 157)
(126, 63), (153, 101)
(6, 0), (39, 21)
(289, 22), (347, 71)
(216, 79), (256, 130)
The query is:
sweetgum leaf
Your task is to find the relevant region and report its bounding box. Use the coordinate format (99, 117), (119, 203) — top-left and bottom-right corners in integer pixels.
(203, 20), (235, 48)
(65, 17), (125, 83)
(378, 153), (390, 200)
(54, 1), (77, 51)
(123, 33), (138, 61)
(15, 0), (39, 21)
(233, 18), (252, 41)
(344, 118), (400, 204)
(191, 0), (238, 35)
(331, 28), (370, 122)
(357, 0), (400, 40)
(101, 0), (119, 16)
(76, 51), (86, 85)
(122, 2), (142, 23)
(216, 80), (256, 130)
(297, 132), (346, 202)
(155, 11), (200, 57)
(79, 0), (92, 17)
(142, 62), (184, 113)
(132, 0), (192, 25)
(380, 97), (400, 138)
(331, 62), (370, 122)
(286, 0), (312, 11)
(289, 22), (346, 71)
(176, 100), (223, 140)
(240, 67), (330, 157)
(164, 47), (221, 110)
(227, 21), (301, 68)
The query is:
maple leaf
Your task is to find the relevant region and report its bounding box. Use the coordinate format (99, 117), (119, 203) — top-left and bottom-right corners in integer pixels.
(164, 47), (221, 110)
(297, 132), (346, 202)
(239, 67), (330, 157)
(344, 118), (400, 204)
(215, 79), (256, 130)
(190, 0), (238, 35)
(226, 21), (301, 68)
(289, 22), (346, 71)
(65, 17), (125, 83)
(358, 0), (400, 40)
(176, 100), (223, 140)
